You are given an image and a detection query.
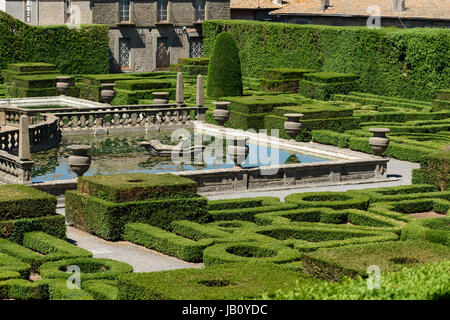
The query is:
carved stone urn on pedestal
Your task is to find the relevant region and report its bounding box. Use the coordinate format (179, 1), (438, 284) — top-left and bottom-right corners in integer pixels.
(213, 101), (231, 126)
(101, 83), (116, 104)
(67, 145), (92, 177)
(284, 113), (303, 141)
(153, 92), (169, 104)
(56, 76), (72, 95)
(369, 128), (390, 156)
(227, 137), (249, 169)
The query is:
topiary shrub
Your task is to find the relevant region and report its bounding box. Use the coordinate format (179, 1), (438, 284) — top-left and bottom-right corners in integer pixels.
(207, 32), (243, 98)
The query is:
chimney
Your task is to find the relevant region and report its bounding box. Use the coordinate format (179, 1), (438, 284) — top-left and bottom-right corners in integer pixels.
(321, 0), (330, 10)
(393, 0), (406, 12)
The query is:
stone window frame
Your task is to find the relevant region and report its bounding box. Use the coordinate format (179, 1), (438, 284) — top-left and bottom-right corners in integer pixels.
(157, 0), (169, 23)
(118, 0), (134, 24)
(194, 0), (207, 22)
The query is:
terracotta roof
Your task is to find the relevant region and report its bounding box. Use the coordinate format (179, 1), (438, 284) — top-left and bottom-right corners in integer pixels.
(269, 0), (450, 20)
(231, 0), (283, 10)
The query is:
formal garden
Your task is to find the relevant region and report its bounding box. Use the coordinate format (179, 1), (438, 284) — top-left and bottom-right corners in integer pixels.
(0, 12), (448, 300)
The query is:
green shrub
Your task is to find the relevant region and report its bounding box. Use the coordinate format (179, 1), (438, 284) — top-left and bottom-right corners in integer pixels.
(209, 203), (298, 222)
(304, 72), (358, 83)
(0, 271), (21, 281)
(0, 252), (31, 279)
(22, 232), (92, 262)
(117, 262), (317, 300)
(207, 32), (243, 98)
(203, 20), (449, 101)
(0, 215), (66, 243)
(0, 279), (47, 300)
(82, 280), (118, 300)
(179, 58), (210, 66)
(350, 184), (438, 202)
(65, 190), (209, 241)
(417, 151), (450, 191)
(77, 173), (198, 203)
(401, 217), (449, 246)
(181, 65), (209, 76)
(207, 196), (280, 211)
(114, 79), (174, 91)
(0, 185), (57, 221)
(299, 79), (358, 100)
(300, 240), (450, 282)
(268, 261), (450, 300)
(40, 258), (133, 281)
(37, 278), (93, 300)
(124, 223), (212, 262)
(431, 99), (450, 112)
(285, 191), (370, 210)
(0, 12), (109, 74)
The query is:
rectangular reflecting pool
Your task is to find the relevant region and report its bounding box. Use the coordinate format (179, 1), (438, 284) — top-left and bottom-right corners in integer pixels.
(31, 130), (329, 183)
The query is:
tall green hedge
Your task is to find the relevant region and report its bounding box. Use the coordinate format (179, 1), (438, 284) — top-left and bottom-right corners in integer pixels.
(207, 32), (243, 98)
(0, 12), (109, 75)
(203, 20), (450, 100)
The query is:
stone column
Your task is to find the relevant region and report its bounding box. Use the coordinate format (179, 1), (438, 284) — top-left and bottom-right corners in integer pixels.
(176, 72), (184, 106)
(0, 109), (6, 126)
(18, 115), (31, 161)
(196, 74), (204, 107)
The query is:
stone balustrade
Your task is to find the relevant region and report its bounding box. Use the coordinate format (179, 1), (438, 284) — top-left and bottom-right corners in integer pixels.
(54, 106), (207, 132)
(0, 150), (33, 184)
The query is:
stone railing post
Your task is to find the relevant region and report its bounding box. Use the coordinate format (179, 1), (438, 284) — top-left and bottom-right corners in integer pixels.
(19, 115), (31, 160)
(176, 72), (184, 107)
(0, 108), (6, 126)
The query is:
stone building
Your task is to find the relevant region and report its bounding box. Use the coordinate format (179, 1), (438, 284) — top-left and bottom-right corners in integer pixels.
(0, 0), (231, 72)
(231, 0), (450, 28)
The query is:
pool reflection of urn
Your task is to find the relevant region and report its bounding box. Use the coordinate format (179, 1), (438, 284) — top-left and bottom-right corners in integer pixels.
(227, 137), (249, 168)
(67, 145), (91, 177)
(369, 128), (390, 156)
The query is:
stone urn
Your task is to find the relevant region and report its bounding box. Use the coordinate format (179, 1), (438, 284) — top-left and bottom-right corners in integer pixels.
(56, 76), (72, 95)
(67, 145), (92, 177)
(213, 101), (231, 126)
(284, 113), (303, 141)
(101, 83), (116, 104)
(153, 92), (169, 104)
(369, 128), (390, 156)
(227, 137), (249, 168)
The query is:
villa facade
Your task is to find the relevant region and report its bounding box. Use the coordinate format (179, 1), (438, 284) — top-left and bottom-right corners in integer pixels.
(0, 0), (231, 72)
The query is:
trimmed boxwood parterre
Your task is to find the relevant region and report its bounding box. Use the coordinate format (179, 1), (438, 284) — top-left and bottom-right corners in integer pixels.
(0, 215), (66, 243)
(267, 261), (450, 300)
(401, 217), (449, 246)
(300, 240), (450, 282)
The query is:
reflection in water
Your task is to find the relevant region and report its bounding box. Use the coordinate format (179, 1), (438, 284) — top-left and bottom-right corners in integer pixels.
(31, 130), (327, 182)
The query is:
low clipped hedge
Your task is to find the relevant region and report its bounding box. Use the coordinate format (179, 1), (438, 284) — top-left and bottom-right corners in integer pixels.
(350, 184), (438, 202)
(114, 79), (174, 91)
(299, 79), (358, 100)
(300, 240), (450, 282)
(369, 198), (450, 222)
(82, 280), (118, 300)
(0, 252), (31, 279)
(416, 151), (450, 191)
(285, 191), (370, 210)
(206, 196), (280, 211)
(202, 242), (302, 267)
(0, 184), (57, 221)
(78, 173), (198, 203)
(209, 203), (298, 222)
(170, 220), (233, 241)
(65, 190), (209, 241)
(22, 232), (92, 264)
(117, 262), (317, 300)
(124, 223), (212, 262)
(37, 278), (93, 300)
(0, 279), (47, 300)
(401, 217), (449, 246)
(39, 258), (133, 281)
(268, 261), (450, 300)
(0, 215), (66, 243)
